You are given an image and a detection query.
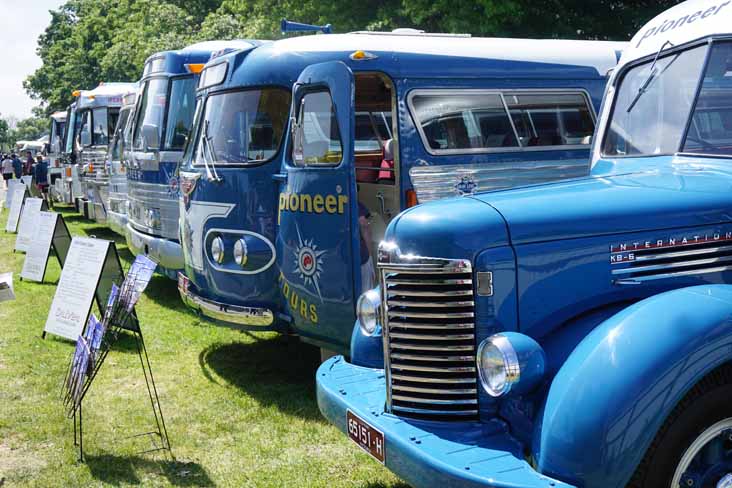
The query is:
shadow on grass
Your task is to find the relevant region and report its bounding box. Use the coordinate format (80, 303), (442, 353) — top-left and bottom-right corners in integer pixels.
(86, 454), (214, 487)
(143, 275), (187, 310)
(198, 335), (323, 421)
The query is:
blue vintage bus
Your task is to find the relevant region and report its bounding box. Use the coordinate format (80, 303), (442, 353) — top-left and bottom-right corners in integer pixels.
(178, 30), (624, 354)
(125, 40), (258, 279)
(317, 1), (732, 487)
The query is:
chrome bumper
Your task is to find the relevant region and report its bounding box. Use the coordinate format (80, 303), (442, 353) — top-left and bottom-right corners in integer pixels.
(177, 273), (274, 327)
(126, 223), (184, 271)
(107, 210), (128, 237)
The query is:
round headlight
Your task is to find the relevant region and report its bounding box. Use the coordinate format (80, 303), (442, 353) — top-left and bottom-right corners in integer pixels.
(233, 238), (248, 267)
(477, 334), (520, 397)
(210, 236), (225, 264)
(357, 287), (381, 335)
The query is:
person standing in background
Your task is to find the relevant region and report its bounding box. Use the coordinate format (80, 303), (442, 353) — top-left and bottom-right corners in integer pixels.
(23, 151), (34, 176)
(2, 154), (13, 188)
(34, 155), (49, 197)
(11, 154), (22, 179)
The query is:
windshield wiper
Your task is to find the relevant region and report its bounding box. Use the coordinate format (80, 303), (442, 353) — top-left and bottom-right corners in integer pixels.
(627, 40), (675, 114)
(201, 120), (223, 183)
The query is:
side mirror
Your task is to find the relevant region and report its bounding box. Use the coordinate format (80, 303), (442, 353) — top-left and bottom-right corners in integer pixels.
(142, 124), (160, 150)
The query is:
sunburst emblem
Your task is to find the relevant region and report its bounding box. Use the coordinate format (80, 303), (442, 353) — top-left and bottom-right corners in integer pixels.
(293, 225), (325, 302)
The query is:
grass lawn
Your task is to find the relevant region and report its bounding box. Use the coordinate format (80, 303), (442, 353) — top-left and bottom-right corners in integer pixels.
(0, 204), (407, 487)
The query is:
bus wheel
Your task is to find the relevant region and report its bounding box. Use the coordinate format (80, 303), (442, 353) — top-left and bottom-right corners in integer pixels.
(626, 364), (732, 488)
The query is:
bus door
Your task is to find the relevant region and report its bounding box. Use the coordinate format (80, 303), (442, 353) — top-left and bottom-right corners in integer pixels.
(277, 61), (359, 347)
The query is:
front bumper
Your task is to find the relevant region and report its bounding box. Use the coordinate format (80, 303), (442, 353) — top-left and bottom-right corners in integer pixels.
(317, 357), (573, 488)
(177, 273), (275, 328)
(107, 210), (127, 237)
(126, 223), (184, 273)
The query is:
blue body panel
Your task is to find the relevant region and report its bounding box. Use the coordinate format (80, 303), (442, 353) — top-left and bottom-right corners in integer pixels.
(536, 285), (732, 488)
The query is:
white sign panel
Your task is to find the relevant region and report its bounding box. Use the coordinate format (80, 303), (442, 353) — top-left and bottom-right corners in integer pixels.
(44, 237), (110, 341)
(4, 180), (21, 207)
(21, 212), (58, 282)
(0, 272), (15, 303)
(5, 184), (26, 232)
(15, 198), (44, 252)
(20, 175), (32, 189)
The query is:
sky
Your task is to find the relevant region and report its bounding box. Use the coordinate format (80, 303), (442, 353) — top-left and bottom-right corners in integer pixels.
(0, 0), (64, 121)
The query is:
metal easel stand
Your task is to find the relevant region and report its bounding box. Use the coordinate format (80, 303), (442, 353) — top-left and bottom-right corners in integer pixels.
(68, 312), (173, 463)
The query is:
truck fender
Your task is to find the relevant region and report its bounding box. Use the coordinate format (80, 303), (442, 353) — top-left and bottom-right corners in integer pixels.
(533, 284), (732, 488)
(350, 319), (383, 369)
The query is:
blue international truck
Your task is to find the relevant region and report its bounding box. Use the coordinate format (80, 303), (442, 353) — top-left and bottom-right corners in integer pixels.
(125, 40), (257, 279)
(316, 1), (732, 487)
(177, 28), (624, 356)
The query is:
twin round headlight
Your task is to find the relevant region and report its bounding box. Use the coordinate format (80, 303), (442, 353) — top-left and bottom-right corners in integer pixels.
(477, 333), (545, 398)
(357, 288), (381, 335)
(210, 237), (248, 267)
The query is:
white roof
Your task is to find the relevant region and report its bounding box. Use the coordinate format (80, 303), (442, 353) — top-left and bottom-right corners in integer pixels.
(270, 33), (626, 75)
(621, 0), (731, 67)
(51, 111), (66, 122)
(78, 82), (138, 109)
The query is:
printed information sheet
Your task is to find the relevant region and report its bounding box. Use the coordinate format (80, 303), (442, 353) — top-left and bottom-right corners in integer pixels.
(44, 237), (110, 341)
(5, 184), (26, 233)
(15, 198), (44, 252)
(21, 212), (59, 282)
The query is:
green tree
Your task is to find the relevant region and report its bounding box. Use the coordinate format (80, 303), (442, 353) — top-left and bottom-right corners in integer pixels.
(0, 118), (11, 152)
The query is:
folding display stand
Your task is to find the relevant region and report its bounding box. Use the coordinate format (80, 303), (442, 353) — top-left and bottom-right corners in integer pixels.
(61, 257), (172, 462)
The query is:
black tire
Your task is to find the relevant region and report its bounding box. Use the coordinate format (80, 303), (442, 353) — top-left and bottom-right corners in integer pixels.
(626, 363), (732, 488)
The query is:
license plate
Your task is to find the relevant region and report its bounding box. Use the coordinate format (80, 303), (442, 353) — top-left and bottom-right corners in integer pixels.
(347, 410), (385, 464)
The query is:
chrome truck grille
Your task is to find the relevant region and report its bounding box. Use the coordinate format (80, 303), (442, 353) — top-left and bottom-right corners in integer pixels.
(379, 245), (478, 421)
(127, 180), (179, 240)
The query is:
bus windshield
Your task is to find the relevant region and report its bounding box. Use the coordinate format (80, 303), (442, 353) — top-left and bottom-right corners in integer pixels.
(64, 107), (78, 154)
(133, 78), (168, 151)
(603, 41), (732, 158)
(165, 76), (196, 150)
(110, 107), (132, 161)
(192, 88), (291, 166)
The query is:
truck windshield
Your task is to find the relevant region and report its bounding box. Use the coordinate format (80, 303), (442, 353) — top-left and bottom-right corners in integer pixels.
(133, 78), (167, 151)
(192, 88), (291, 166)
(603, 41), (732, 157)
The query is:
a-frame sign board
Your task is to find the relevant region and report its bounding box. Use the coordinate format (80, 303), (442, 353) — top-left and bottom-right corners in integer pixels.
(5, 184), (29, 233)
(15, 197), (50, 253)
(43, 238), (137, 341)
(20, 213), (72, 283)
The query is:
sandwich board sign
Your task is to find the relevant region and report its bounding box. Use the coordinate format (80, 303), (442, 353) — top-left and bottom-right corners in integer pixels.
(20, 212), (72, 283)
(5, 184), (28, 233)
(5, 179), (22, 207)
(15, 198), (48, 252)
(43, 237), (126, 341)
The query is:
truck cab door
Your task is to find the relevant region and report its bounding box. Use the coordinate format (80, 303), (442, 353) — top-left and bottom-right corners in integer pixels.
(276, 61), (359, 352)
